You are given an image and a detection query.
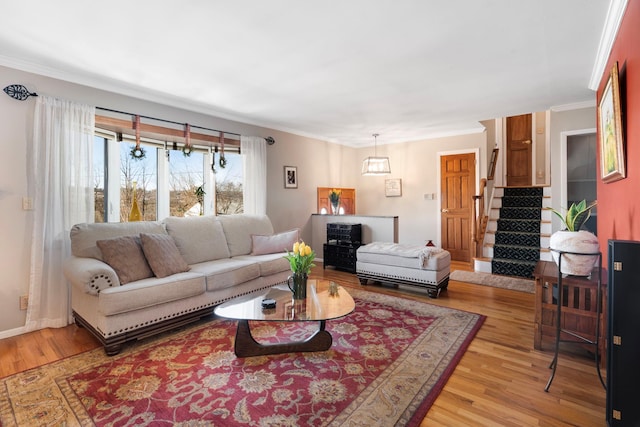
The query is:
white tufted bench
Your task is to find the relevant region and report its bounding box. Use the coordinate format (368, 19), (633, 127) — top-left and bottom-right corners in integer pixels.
(356, 242), (451, 298)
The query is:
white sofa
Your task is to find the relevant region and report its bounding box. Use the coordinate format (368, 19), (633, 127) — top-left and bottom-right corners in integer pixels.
(64, 214), (295, 355)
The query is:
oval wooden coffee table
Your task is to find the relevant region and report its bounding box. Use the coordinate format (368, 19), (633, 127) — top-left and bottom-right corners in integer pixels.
(214, 280), (355, 357)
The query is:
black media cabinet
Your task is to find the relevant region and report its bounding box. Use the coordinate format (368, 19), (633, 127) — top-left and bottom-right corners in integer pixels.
(323, 223), (361, 273)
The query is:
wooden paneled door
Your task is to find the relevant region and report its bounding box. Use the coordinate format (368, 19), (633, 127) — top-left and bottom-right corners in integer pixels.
(506, 114), (532, 186)
(440, 153), (475, 262)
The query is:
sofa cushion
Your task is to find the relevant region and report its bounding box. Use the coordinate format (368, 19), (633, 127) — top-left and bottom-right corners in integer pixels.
(98, 272), (205, 316)
(251, 229), (299, 255)
(235, 254), (291, 277)
(70, 221), (167, 261)
(96, 236), (154, 284)
(189, 258), (261, 292)
(164, 215), (230, 264)
(140, 233), (191, 278)
(218, 214), (275, 257)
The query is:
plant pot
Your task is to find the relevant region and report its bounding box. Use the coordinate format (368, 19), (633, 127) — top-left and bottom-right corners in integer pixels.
(549, 230), (600, 276)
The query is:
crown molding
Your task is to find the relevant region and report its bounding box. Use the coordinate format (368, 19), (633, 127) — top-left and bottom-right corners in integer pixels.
(588, 0), (628, 91)
(550, 100), (596, 112)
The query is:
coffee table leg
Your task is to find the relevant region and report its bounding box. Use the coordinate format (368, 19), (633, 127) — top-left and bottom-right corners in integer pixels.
(234, 319), (332, 357)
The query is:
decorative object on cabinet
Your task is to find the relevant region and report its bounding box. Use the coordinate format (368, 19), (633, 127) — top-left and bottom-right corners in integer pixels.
(317, 187), (356, 214)
(547, 200), (599, 276)
(539, 252), (606, 392)
(607, 240), (640, 426)
(323, 223), (361, 273)
(487, 148), (499, 180)
(362, 133), (391, 175)
(598, 61), (625, 183)
(284, 166), (297, 188)
(328, 188), (341, 214)
(385, 178), (402, 197)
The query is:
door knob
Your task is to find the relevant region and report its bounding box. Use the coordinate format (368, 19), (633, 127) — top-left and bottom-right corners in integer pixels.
(523, 140), (531, 144)
(441, 209), (449, 213)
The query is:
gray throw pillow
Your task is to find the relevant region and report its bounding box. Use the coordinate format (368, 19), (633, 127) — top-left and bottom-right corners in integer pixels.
(140, 233), (190, 278)
(96, 235), (154, 284)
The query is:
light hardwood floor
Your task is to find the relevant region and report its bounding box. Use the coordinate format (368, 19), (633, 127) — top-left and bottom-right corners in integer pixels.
(0, 261), (606, 426)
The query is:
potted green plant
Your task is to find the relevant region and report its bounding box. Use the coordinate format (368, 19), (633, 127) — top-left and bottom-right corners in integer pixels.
(547, 200), (599, 276)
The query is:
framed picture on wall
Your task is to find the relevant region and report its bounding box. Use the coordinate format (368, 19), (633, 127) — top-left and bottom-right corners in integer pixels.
(284, 166), (298, 188)
(385, 178), (402, 197)
(599, 62), (626, 183)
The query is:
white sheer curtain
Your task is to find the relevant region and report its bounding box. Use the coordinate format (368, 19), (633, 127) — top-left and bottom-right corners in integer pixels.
(26, 96), (95, 330)
(241, 136), (267, 215)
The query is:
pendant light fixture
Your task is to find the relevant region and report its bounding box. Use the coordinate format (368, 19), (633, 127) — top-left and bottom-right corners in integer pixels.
(361, 133), (391, 175)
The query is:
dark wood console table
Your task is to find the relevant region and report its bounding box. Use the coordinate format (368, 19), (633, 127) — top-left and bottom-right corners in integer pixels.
(533, 258), (607, 391)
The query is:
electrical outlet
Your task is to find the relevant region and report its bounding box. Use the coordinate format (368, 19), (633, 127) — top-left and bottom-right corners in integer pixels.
(19, 295), (28, 311)
(22, 197), (34, 211)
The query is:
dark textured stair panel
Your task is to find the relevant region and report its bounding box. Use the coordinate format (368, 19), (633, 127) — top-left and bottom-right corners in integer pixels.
(492, 259), (537, 279)
(497, 219), (541, 233)
(498, 207), (541, 220)
(491, 187), (543, 279)
(494, 231), (540, 247)
(493, 244), (540, 262)
(503, 187), (543, 197)
(501, 196), (543, 208)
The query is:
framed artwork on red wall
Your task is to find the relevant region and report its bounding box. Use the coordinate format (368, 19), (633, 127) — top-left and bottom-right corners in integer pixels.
(599, 61), (626, 183)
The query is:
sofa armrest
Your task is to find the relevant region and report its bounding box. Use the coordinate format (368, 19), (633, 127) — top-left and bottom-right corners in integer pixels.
(64, 256), (120, 295)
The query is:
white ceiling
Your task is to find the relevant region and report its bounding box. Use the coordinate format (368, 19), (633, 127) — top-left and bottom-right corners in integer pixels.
(0, 1), (612, 147)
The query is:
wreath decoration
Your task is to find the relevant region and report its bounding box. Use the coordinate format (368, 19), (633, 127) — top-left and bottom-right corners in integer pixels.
(183, 123), (192, 157)
(219, 131), (226, 168)
(130, 145), (146, 160)
(130, 115), (146, 160)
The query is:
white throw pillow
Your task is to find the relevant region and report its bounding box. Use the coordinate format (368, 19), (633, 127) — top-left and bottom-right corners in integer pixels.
(251, 229), (300, 255)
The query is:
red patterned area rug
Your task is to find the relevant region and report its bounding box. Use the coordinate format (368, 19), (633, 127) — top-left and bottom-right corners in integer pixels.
(0, 288), (484, 426)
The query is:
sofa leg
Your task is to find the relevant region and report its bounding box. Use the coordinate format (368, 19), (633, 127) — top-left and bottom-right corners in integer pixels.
(427, 288), (441, 298)
(358, 277), (368, 286)
(104, 343), (123, 356)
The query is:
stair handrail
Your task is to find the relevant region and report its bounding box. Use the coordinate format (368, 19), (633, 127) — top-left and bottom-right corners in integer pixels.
(472, 178), (488, 257)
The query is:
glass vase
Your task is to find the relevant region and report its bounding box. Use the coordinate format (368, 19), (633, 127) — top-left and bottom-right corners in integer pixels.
(287, 272), (308, 300)
(330, 201), (340, 215)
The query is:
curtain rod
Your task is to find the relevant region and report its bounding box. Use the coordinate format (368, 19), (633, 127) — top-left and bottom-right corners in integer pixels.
(96, 106), (241, 138)
(4, 84), (276, 144)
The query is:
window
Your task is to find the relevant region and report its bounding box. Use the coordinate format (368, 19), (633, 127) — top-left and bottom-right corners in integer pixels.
(92, 130), (243, 222)
(214, 152), (243, 215)
(120, 141), (157, 221)
(169, 148), (205, 216)
(93, 136), (107, 222)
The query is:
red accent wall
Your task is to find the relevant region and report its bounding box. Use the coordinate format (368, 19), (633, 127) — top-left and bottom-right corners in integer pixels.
(597, 1), (640, 263)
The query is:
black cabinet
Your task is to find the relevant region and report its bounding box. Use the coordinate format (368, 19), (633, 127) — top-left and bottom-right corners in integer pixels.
(327, 223), (361, 245)
(607, 240), (640, 426)
(324, 223), (361, 273)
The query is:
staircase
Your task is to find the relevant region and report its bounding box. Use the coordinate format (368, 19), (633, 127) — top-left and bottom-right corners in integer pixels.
(475, 186), (552, 279)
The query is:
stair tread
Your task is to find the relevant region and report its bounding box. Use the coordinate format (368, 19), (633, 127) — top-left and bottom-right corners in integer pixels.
(492, 258), (538, 265)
